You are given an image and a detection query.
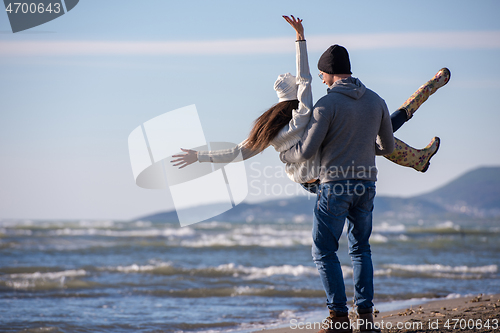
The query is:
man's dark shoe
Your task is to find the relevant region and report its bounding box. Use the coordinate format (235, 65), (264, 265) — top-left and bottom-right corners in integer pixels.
(317, 310), (352, 333)
(357, 308), (381, 333)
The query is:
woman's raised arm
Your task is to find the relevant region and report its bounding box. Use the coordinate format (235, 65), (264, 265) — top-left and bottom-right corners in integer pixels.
(275, 15), (313, 137)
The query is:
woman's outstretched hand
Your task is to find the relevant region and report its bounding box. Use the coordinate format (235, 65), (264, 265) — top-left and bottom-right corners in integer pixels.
(171, 148), (198, 169)
(283, 15), (304, 41)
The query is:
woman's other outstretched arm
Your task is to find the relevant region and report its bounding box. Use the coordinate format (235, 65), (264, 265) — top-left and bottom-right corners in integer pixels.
(171, 140), (263, 169)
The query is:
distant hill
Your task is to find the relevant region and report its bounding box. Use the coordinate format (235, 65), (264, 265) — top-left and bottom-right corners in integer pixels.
(416, 166), (500, 216)
(140, 197), (316, 224)
(138, 166), (500, 223)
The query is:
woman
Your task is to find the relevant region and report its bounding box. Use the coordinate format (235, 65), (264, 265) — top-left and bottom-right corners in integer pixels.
(171, 16), (449, 185)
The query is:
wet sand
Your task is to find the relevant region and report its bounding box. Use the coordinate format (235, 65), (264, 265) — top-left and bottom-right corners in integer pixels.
(253, 294), (500, 333)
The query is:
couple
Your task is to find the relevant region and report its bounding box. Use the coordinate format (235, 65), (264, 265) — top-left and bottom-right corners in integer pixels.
(172, 16), (450, 333)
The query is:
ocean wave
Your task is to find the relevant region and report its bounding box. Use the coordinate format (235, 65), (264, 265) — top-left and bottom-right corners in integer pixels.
(195, 221), (234, 229)
(49, 227), (196, 238)
(0, 269), (96, 290)
(373, 222), (406, 233)
(231, 264), (318, 279)
(7, 269), (87, 280)
(407, 221), (463, 233)
(112, 262), (177, 274)
(2, 327), (63, 333)
(179, 225), (312, 247)
(0, 219), (117, 229)
(220, 263), (355, 280)
(103, 262), (322, 279)
(142, 286), (325, 298)
(370, 234), (388, 243)
(1, 222), (314, 248)
(381, 264), (498, 279)
(101, 262), (362, 280)
(2, 278), (100, 291)
(179, 234), (311, 247)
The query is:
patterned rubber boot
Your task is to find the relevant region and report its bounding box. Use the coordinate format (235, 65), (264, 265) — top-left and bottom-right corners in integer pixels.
(384, 137), (440, 172)
(398, 67), (451, 120)
(317, 310), (352, 333)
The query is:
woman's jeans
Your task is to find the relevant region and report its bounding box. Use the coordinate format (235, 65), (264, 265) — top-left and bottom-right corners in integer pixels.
(312, 180), (376, 313)
(391, 108), (407, 133)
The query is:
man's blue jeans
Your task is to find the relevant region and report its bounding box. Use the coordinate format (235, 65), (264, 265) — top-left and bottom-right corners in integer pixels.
(312, 180), (376, 313)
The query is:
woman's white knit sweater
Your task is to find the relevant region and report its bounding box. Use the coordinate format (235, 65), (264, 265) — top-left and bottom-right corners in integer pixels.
(197, 40), (319, 183)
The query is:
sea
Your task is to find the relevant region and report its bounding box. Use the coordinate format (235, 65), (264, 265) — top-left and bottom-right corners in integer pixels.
(1, 215), (499, 332)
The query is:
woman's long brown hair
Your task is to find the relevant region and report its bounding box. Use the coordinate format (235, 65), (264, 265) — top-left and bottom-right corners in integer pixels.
(246, 99), (299, 151)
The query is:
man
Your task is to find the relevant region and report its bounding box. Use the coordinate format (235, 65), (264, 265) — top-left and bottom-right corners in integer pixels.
(280, 44), (394, 333)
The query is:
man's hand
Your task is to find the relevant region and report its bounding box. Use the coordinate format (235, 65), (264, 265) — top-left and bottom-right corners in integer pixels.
(283, 15), (304, 41)
(171, 148), (198, 169)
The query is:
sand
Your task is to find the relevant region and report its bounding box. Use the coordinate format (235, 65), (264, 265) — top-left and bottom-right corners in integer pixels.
(253, 294), (500, 333)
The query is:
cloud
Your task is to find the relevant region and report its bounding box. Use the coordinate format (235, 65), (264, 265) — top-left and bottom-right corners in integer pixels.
(310, 31), (500, 51)
(1, 31), (499, 56)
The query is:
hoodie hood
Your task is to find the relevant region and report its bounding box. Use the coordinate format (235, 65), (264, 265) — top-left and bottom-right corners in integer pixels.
(327, 76), (366, 100)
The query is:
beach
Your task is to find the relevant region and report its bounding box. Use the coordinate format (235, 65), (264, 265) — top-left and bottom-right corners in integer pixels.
(255, 294), (500, 333)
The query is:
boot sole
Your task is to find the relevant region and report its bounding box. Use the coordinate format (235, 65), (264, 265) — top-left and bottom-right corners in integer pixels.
(421, 137), (440, 173)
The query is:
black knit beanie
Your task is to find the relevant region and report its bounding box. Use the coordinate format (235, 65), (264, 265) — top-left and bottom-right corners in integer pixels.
(317, 44), (352, 75)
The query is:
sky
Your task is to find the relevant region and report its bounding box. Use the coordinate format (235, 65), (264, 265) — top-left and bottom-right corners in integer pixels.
(1, 0), (500, 221)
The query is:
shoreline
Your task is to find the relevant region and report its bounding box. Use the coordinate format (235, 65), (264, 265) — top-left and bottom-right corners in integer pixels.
(251, 293), (500, 333)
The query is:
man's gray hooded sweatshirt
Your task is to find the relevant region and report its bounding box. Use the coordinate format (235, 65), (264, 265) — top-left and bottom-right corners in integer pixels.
(280, 77), (394, 183)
